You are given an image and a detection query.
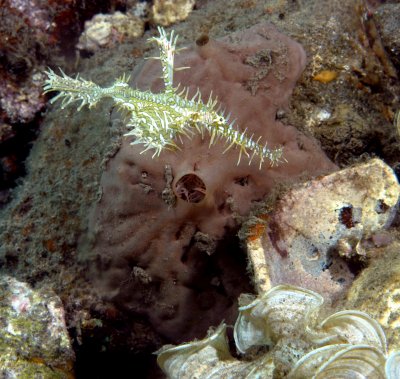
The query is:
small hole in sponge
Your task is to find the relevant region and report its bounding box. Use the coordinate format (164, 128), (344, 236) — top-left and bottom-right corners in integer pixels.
(175, 173), (206, 203)
(234, 176), (249, 186)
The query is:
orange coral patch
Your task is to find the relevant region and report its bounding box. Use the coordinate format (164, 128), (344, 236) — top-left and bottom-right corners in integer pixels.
(248, 214), (269, 242)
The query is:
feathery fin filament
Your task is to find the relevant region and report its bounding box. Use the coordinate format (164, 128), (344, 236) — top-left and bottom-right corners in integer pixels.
(43, 27), (284, 168)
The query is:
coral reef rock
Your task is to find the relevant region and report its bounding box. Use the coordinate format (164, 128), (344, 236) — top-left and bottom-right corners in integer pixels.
(0, 275), (74, 378)
(82, 22), (336, 344)
(247, 158), (400, 301)
(77, 11), (144, 52)
(345, 241), (400, 353)
(0, 70), (47, 123)
(157, 285), (400, 378)
(375, 2), (400, 73)
(151, 0), (196, 26)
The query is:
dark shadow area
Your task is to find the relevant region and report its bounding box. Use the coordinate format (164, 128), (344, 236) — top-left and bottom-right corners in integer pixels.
(73, 232), (253, 379)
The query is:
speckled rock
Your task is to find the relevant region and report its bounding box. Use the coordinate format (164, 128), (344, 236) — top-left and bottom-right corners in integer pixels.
(77, 11), (144, 52)
(0, 70), (46, 123)
(375, 2), (400, 72)
(0, 275), (74, 378)
(345, 241), (400, 354)
(151, 0), (195, 26)
(247, 158), (400, 302)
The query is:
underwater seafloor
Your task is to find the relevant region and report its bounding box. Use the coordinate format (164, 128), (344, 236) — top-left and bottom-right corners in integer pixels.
(1, 0), (400, 378)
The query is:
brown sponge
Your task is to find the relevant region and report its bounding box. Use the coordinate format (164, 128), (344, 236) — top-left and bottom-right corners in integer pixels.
(85, 23), (337, 343)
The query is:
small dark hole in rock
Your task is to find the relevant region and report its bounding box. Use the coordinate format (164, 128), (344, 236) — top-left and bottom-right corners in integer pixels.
(322, 260), (333, 271)
(375, 199), (389, 214)
(339, 205), (354, 228)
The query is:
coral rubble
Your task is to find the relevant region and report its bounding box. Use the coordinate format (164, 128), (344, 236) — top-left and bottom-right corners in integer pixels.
(0, 275), (74, 378)
(77, 11), (144, 53)
(152, 0), (196, 27)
